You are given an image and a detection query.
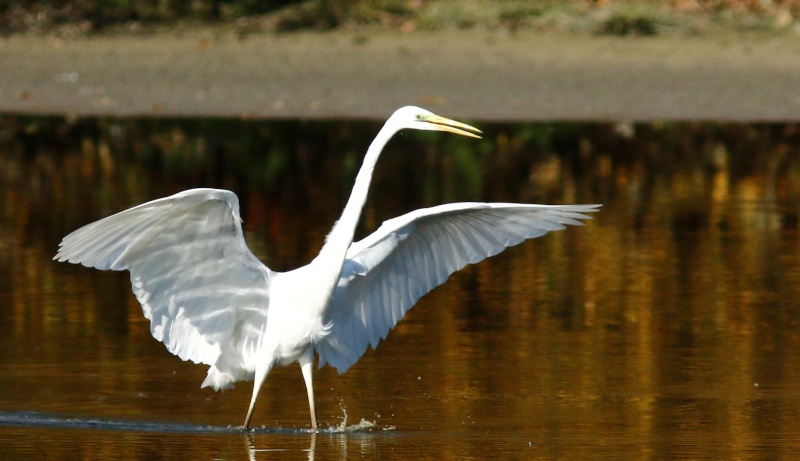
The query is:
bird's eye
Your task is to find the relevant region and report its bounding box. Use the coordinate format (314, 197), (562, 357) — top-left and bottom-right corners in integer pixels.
(415, 114), (423, 120)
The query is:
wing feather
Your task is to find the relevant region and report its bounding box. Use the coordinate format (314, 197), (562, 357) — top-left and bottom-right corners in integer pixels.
(55, 188), (272, 387)
(316, 202), (599, 373)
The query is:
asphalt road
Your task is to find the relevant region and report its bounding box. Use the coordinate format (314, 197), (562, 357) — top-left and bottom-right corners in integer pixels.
(1, 30), (799, 121)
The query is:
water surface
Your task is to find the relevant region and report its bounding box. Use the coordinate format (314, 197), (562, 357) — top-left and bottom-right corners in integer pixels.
(1, 117), (799, 459)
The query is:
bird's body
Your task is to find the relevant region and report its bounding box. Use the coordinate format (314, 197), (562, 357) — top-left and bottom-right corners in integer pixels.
(55, 106), (599, 430)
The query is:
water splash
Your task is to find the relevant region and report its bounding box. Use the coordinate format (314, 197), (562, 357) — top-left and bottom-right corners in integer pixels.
(320, 401), (394, 433)
(1, 405), (397, 434)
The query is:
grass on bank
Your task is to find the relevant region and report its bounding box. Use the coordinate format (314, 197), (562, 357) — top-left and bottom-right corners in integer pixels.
(1, 0), (798, 37)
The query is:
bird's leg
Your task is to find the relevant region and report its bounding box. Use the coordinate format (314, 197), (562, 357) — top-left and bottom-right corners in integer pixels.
(299, 346), (318, 431)
(243, 400), (256, 430)
(243, 361), (272, 430)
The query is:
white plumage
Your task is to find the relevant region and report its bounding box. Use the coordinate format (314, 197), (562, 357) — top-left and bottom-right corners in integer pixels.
(55, 106), (599, 430)
(317, 202), (598, 373)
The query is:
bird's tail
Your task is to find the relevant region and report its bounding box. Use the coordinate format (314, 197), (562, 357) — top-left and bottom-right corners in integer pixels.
(202, 365), (245, 390)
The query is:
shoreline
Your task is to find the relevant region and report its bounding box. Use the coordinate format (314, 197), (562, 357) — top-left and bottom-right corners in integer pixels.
(2, 30), (799, 121)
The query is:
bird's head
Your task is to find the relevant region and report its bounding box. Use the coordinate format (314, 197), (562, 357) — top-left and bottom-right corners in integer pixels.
(388, 106), (482, 138)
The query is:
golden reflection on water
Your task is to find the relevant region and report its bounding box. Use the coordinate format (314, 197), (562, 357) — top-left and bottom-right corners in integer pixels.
(0, 118), (799, 459)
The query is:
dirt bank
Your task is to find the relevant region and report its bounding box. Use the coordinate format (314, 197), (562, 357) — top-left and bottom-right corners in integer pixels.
(1, 30), (799, 121)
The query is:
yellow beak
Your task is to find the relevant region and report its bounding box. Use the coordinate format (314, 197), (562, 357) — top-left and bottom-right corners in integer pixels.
(426, 114), (482, 139)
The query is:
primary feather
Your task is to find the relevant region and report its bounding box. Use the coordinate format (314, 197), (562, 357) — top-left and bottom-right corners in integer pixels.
(316, 202), (599, 372)
(55, 188), (273, 389)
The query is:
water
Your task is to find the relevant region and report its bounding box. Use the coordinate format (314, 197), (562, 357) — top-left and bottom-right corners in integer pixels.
(1, 117), (799, 459)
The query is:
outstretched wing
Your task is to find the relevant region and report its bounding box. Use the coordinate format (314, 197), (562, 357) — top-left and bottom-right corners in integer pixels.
(315, 202), (599, 373)
(54, 188), (272, 376)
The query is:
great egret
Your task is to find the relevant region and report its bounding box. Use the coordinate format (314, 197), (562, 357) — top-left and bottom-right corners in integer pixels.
(55, 106), (599, 430)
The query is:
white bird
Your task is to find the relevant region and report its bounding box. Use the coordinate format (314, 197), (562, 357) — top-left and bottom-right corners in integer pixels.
(54, 106), (599, 430)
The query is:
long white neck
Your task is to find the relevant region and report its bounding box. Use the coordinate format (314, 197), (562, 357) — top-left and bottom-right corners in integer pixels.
(310, 121), (400, 285)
